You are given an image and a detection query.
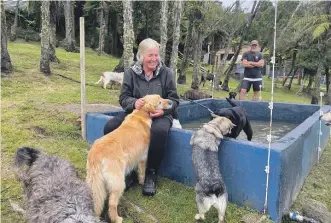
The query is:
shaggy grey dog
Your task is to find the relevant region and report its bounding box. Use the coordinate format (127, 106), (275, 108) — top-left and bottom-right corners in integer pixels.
(190, 115), (235, 223)
(14, 147), (104, 223)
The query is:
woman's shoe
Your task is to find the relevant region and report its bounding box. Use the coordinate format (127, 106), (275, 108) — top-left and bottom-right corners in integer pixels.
(142, 169), (157, 196)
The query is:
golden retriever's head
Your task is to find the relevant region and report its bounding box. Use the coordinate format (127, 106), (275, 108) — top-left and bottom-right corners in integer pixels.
(204, 114), (236, 139)
(141, 95), (173, 113)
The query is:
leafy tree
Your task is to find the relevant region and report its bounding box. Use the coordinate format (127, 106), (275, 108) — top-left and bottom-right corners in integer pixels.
(40, 0), (51, 74)
(159, 0), (169, 62)
(169, 0), (183, 74)
(1, 1), (13, 74)
(63, 0), (76, 52)
(122, 0), (135, 68)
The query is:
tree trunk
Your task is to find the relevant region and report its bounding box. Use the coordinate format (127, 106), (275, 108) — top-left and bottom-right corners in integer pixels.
(122, 0), (135, 69)
(306, 74), (314, 91)
(64, 0), (76, 52)
(312, 65), (322, 99)
(10, 0), (19, 41)
(169, 0), (183, 74)
(287, 68), (298, 90)
(40, 0), (51, 75)
(178, 18), (193, 84)
(221, 0), (262, 90)
(325, 66), (331, 105)
(49, 1), (59, 63)
(191, 27), (203, 90)
(216, 38), (231, 91)
(325, 66), (330, 93)
(110, 11), (120, 57)
(1, 2), (13, 73)
(283, 50), (297, 86)
(210, 36), (216, 75)
(98, 1), (108, 54)
(190, 2), (205, 90)
(159, 0), (168, 62)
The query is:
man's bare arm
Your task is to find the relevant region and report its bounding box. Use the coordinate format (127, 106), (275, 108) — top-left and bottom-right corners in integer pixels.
(249, 59), (265, 67)
(242, 59), (254, 68)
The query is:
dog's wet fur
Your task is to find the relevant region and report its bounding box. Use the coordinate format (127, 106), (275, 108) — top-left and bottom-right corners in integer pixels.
(215, 98), (253, 141)
(14, 147), (103, 223)
(228, 92), (237, 100)
(190, 115), (235, 223)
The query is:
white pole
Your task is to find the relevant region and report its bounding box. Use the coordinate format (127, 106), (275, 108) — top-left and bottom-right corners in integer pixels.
(264, 0), (277, 214)
(80, 17), (86, 140)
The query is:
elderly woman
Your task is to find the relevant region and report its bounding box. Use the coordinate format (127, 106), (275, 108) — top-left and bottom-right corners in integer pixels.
(103, 38), (180, 196)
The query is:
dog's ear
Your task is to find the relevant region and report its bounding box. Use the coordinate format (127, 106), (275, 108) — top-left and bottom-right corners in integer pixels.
(144, 103), (156, 113)
(204, 124), (223, 139)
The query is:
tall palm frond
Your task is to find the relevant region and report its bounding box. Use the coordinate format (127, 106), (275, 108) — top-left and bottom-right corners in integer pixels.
(295, 14), (331, 40)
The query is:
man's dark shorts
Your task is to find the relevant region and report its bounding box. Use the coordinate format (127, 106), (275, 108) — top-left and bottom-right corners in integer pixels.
(241, 79), (262, 92)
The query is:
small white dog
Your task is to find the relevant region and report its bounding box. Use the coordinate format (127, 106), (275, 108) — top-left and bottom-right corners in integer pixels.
(95, 72), (124, 89)
(172, 119), (182, 129)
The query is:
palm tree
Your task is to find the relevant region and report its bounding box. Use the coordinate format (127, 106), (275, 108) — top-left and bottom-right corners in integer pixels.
(295, 1), (331, 102)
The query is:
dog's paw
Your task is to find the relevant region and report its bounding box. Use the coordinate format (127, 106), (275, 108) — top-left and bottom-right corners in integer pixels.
(138, 177), (145, 185)
(195, 214), (205, 220)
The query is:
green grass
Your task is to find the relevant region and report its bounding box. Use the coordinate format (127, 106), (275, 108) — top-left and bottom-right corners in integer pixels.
(1, 40), (329, 223)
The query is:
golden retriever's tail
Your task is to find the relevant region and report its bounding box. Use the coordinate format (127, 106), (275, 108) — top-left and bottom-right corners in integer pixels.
(86, 158), (107, 216)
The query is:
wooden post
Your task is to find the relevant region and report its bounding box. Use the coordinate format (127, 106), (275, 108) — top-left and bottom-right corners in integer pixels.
(80, 17), (86, 140)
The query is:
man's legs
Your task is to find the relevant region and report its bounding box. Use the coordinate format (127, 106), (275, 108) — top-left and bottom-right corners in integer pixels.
(143, 117), (172, 196)
(239, 80), (251, 100)
(239, 89), (247, 100)
(252, 91), (259, 101)
(252, 80), (263, 101)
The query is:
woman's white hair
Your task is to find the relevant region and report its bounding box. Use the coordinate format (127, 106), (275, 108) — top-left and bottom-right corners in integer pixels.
(136, 38), (160, 63)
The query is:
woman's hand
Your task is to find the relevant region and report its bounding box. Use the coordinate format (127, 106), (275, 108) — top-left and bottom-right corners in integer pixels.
(150, 109), (164, 118)
(135, 98), (145, 110)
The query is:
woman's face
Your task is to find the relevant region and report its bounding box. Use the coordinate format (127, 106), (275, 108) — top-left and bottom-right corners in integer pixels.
(143, 47), (160, 72)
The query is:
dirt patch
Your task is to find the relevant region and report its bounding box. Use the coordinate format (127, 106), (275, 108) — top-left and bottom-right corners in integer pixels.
(51, 104), (121, 117)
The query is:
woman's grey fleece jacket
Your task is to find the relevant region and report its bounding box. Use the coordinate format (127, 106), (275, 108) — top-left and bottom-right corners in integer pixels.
(119, 62), (180, 122)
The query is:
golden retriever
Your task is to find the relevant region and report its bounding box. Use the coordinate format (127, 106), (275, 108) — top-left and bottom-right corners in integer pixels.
(86, 94), (173, 223)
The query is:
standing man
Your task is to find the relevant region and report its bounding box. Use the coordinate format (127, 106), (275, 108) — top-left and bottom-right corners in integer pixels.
(240, 40), (265, 100)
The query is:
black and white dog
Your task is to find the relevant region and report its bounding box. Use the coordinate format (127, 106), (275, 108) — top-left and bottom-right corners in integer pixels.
(228, 92), (237, 100)
(14, 147), (103, 223)
(214, 98), (253, 141)
(191, 115), (235, 223)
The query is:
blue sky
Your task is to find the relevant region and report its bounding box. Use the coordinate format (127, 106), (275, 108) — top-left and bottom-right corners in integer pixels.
(220, 0), (255, 11)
